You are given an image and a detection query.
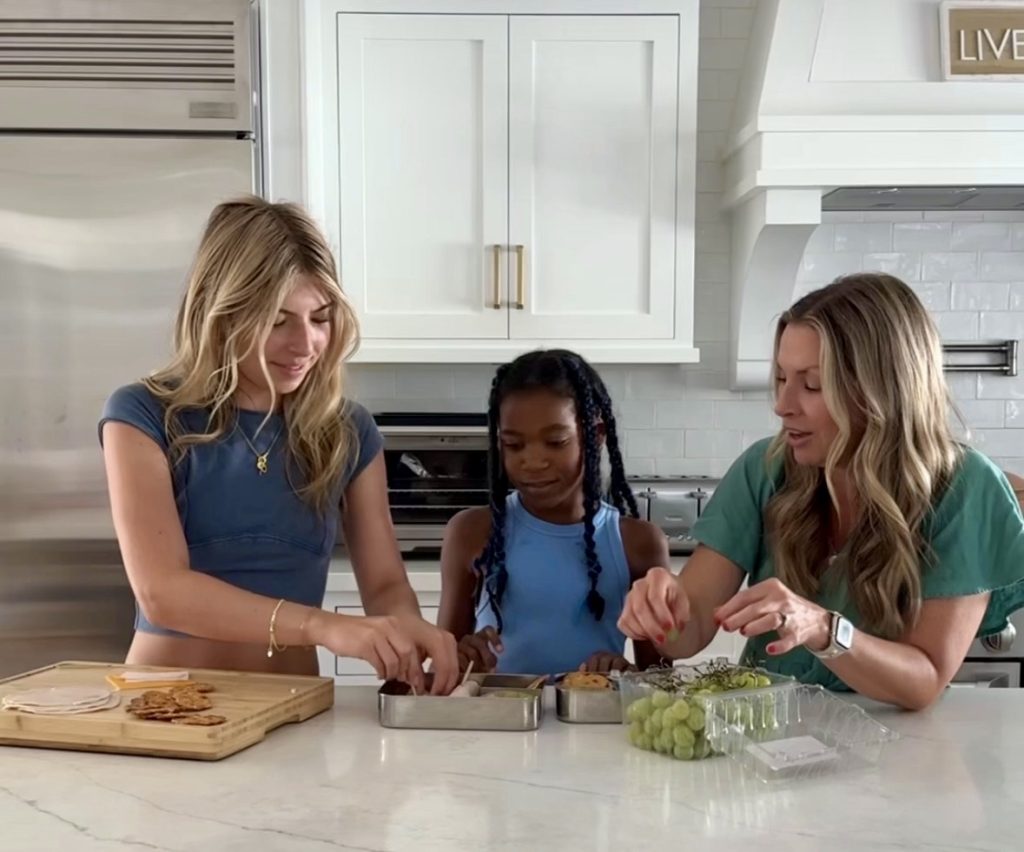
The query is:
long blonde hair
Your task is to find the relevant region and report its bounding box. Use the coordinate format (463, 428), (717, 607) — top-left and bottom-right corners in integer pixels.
(145, 196), (360, 512)
(764, 273), (962, 638)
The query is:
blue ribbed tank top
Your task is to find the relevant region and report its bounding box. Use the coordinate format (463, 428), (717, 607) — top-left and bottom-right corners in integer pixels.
(475, 492), (630, 675)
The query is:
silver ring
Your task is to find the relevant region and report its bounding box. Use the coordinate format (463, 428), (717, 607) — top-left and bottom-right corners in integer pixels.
(777, 612), (788, 630)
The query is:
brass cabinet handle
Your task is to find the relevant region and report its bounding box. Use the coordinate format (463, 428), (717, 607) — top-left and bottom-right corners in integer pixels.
(491, 244), (502, 309)
(513, 244), (525, 310)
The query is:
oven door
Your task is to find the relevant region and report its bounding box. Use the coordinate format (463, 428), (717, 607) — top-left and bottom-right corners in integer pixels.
(951, 660), (1021, 688)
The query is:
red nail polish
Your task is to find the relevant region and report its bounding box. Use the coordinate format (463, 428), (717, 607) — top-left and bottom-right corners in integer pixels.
(766, 643), (778, 654)
(656, 634), (665, 644)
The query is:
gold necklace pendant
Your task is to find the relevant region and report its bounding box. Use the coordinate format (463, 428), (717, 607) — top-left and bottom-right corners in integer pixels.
(256, 453), (269, 475)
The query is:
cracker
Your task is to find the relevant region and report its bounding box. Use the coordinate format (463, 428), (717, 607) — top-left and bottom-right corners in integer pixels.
(171, 714), (226, 726)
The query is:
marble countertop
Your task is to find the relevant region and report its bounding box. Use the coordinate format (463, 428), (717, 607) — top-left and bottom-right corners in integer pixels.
(2, 688), (1021, 852)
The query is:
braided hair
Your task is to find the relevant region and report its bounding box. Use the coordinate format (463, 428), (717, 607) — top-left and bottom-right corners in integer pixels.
(474, 349), (638, 632)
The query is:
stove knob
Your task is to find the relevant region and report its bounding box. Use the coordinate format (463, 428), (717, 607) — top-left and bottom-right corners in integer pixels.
(981, 621), (1016, 653)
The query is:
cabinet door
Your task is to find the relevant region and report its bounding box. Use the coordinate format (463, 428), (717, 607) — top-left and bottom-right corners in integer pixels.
(508, 16), (679, 340)
(335, 14), (509, 339)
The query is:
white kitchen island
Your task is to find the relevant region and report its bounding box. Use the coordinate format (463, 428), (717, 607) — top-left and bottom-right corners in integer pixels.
(1, 687), (1020, 852)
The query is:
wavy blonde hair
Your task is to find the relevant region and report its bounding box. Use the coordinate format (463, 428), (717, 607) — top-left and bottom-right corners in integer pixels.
(764, 273), (963, 638)
(144, 196), (360, 512)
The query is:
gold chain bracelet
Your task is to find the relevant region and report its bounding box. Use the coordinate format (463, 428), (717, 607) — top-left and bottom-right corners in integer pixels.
(267, 598), (288, 658)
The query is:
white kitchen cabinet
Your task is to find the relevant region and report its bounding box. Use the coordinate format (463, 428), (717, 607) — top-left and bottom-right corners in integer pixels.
(306, 1), (699, 364)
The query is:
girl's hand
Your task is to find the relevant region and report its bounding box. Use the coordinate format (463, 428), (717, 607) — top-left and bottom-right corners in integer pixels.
(579, 652), (634, 673)
(713, 578), (830, 655)
(457, 626), (503, 673)
(616, 566), (690, 648)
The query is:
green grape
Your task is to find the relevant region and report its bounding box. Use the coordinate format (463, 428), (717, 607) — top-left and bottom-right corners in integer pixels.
(672, 725), (696, 748)
(659, 729), (675, 752)
(638, 734), (654, 751)
(668, 698), (691, 723)
(627, 727), (643, 747)
(628, 697), (653, 721)
(666, 627), (681, 643)
(693, 737), (712, 759)
(672, 743), (695, 761)
(649, 708), (665, 732)
(644, 716), (658, 737)
(685, 706), (706, 731)
(651, 690), (673, 710)
(755, 674), (772, 688)
(629, 720), (645, 741)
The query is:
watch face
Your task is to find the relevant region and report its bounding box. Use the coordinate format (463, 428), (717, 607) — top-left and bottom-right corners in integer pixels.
(835, 616), (855, 649)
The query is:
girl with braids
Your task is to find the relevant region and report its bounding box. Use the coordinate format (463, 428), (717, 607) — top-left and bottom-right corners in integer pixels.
(100, 197), (457, 694)
(619, 273), (1024, 710)
(437, 349), (669, 676)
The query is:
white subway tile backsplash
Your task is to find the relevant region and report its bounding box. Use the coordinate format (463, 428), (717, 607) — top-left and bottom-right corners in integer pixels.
(698, 69), (720, 100)
(626, 365), (687, 399)
(656, 399), (716, 429)
(979, 374), (1024, 400)
(696, 222), (730, 253)
(696, 100), (735, 133)
(716, 70), (741, 102)
(862, 252), (921, 281)
(951, 282), (1010, 311)
(696, 251), (729, 282)
(862, 211), (926, 223)
(595, 366), (628, 401)
(1012, 224), (1024, 250)
(951, 223), (1012, 251)
(348, 365), (396, 399)
(625, 429), (684, 459)
(820, 211), (864, 223)
(910, 282), (951, 312)
(698, 39), (747, 70)
(625, 457), (657, 477)
(742, 430), (775, 450)
(699, 8), (721, 37)
(797, 252), (862, 283)
(969, 429), (1024, 457)
(893, 222), (951, 251)
(719, 7), (755, 37)
(656, 457), (717, 476)
(1006, 401), (1024, 429)
(957, 400), (1006, 430)
(714, 400), (778, 431)
(979, 252), (1024, 282)
(925, 211), (985, 221)
(697, 131), (726, 163)
(616, 400), (656, 429)
(394, 366), (454, 399)
(804, 224), (834, 253)
(946, 373), (980, 401)
(933, 312), (980, 340)
(834, 223), (892, 253)
(979, 312), (1024, 341)
(685, 428), (743, 458)
(1010, 282), (1024, 310)
(922, 252), (978, 282)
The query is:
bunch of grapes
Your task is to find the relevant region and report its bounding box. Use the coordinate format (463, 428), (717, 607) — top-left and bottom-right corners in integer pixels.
(622, 663), (781, 761)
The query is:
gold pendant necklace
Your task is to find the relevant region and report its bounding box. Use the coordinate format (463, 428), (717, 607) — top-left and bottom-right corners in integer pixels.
(237, 422), (283, 475)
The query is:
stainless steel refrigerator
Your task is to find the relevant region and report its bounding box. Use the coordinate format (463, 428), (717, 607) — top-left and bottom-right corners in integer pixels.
(0, 0), (261, 676)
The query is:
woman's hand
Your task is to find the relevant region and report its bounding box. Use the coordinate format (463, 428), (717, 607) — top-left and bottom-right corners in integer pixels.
(713, 578), (830, 655)
(313, 612), (458, 695)
(579, 652), (634, 673)
(616, 566), (690, 652)
(457, 626), (503, 673)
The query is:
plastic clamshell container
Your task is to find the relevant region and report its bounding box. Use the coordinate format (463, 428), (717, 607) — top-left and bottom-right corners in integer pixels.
(554, 676), (621, 724)
(378, 673), (543, 731)
(705, 684), (898, 782)
(619, 664), (797, 762)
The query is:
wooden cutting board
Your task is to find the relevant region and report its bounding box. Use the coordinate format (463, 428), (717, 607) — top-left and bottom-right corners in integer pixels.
(0, 661), (334, 761)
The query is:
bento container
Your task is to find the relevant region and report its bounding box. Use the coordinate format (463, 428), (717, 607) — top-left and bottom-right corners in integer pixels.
(377, 673), (543, 731)
(619, 662), (797, 762)
(707, 684), (897, 782)
(554, 674), (621, 724)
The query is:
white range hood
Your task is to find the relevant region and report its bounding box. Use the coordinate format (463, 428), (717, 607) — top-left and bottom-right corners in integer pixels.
(723, 0), (1024, 389)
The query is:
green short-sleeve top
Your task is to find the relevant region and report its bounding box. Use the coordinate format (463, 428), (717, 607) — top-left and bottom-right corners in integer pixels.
(690, 438), (1024, 690)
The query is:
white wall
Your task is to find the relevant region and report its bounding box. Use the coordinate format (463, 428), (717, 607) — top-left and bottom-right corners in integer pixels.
(344, 0), (1024, 477)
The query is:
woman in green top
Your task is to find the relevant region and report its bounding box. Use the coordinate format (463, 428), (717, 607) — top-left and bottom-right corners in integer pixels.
(619, 273), (1024, 710)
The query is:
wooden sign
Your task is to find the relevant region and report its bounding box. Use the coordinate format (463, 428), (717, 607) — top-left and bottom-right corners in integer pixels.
(941, 1), (1024, 77)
